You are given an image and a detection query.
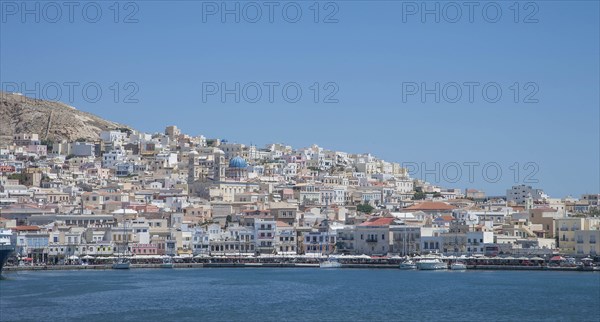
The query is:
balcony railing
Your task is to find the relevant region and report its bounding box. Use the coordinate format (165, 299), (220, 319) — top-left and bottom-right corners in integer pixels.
(366, 238), (378, 243)
(576, 240), (584, 244)
(591, 240), (597, 244)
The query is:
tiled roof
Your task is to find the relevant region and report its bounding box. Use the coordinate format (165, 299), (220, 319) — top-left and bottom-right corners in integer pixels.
(13, 225), (41, 231)
(358, 217), (396, 226)
(405, 202), (456, 211)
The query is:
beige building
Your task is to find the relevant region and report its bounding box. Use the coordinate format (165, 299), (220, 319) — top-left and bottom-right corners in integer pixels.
(574, 230), (599, 256)
(556, 218), (600, 254)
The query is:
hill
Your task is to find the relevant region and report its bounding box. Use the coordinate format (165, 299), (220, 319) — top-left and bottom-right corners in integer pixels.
(0, 92), (129, 145)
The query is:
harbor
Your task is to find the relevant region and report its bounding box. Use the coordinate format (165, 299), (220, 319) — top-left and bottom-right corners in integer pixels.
(4, 254), (598, 272)
(2, 268), (599, 322)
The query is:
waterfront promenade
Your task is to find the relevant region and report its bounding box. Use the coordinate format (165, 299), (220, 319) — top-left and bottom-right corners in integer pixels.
(4, 256), (598, 272)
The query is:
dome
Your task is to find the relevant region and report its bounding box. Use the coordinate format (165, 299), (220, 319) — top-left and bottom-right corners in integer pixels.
(229, 156), (247, 168)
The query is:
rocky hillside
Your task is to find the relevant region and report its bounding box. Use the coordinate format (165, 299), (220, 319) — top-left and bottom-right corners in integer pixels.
(0, 92), (129, 145)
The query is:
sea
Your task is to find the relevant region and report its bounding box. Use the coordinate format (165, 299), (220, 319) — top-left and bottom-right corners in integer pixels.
(1, 268), (599, 321)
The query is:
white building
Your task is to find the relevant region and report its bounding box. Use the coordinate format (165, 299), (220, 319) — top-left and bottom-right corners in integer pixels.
(506, 185), (548, 204)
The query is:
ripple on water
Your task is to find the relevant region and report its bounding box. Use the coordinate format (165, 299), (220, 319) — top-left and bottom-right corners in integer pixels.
(1, 269), (599, 321)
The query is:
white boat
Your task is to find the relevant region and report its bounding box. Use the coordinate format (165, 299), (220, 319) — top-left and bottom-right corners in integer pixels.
(112, 258), (130, 269)
(450, 262), (467, 270)
(0, 229), (15, 274)
(112, 211), (131, 270)
(160, 257), (174, 269)
(320, 259), (342, 269)
(417, 257), (447, 270)
(399, 260), (417, 270)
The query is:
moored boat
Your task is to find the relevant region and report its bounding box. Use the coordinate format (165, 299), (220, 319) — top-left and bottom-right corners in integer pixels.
(160, 257), (174, 269)
(112, 258), (130, 269)
(399, 260), (417, 270)
(450, 262), (467, 270)
(417, 255), (447, 270)
(112, 211), (131, 270)
(0, 229), (15, 274)
(320, 259), (342, 269)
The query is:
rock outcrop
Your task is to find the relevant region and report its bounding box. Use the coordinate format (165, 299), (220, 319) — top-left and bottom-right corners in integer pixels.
(0, 92), (128, 145)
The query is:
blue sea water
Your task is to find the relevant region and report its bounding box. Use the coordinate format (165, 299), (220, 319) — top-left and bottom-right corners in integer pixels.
(1, 269), (599, 322)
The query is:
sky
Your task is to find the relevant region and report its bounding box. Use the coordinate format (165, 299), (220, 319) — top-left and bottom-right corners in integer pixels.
(1, 0), (599, 197)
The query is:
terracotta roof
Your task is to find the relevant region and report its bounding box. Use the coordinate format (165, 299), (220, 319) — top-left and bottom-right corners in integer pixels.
(359, 217), (396, 227)
(13, 225), (41, 231)
(404, 202), (456, 211)
(276, 221), (291, 227)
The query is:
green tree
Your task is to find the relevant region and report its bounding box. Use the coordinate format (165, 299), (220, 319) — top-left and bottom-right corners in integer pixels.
(357, 203), (374, 214)
(412, 191), (426, 200)
(7, 173), (25, 184)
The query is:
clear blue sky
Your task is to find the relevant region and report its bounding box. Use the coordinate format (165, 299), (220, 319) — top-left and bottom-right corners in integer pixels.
(1, 1), (598, 197)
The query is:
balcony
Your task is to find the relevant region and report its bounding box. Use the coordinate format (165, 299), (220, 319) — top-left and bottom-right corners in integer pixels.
(591, 240), (597, 244)
(576, 240), (584, 244)
(366, 238), (378, 243)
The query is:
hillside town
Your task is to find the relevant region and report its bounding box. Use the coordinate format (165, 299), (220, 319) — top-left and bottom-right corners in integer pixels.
(1, 126), (599, 267)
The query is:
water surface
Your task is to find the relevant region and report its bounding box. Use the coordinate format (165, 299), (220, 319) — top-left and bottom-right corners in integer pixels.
(1, 269), (599, 321)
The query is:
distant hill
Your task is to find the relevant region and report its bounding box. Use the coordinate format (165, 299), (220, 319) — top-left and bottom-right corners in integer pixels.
(0, 92), (130, 145)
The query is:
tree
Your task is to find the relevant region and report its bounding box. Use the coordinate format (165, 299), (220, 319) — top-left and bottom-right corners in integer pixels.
(588, 207), (600, 217)
(412, 191), (426, 200)
(7, 173), (25, 184)
(357, 203), (374, 214)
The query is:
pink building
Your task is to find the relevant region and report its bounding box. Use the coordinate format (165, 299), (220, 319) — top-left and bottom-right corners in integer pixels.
(130, 243), (160, 255)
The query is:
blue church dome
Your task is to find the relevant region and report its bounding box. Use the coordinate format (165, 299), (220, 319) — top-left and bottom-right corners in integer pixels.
(229, 156), (247, 168)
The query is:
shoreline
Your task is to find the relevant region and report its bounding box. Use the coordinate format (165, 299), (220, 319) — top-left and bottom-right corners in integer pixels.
(3, 263), (598, 272)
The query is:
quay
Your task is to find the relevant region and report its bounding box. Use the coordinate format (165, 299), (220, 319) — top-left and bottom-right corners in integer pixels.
(4, 262), (598, 272)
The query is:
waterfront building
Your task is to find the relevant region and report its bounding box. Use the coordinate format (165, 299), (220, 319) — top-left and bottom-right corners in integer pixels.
(0, 126), (598, 264)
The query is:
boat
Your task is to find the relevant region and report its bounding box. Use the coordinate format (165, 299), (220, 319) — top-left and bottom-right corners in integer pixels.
(0, 229), (15, 274)
(160, 257), (174, 269)
(112, 213), (130, 270)
(399, 260), (417, 270)
(320, 258), (342, 269)
(450, 262), (467, 270)
(112, 257), (130, 269)
(417, 255), (447, 270)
